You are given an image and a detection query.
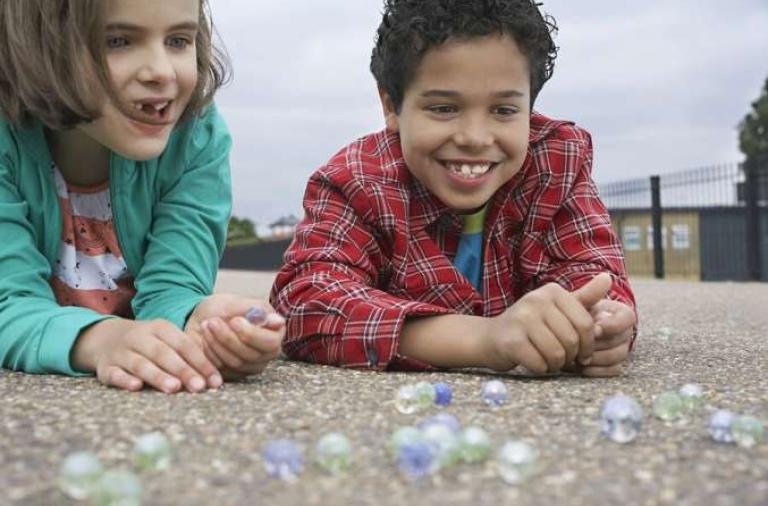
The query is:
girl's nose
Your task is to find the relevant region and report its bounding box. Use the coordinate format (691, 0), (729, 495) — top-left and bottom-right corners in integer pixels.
(137, 45), (175, 84)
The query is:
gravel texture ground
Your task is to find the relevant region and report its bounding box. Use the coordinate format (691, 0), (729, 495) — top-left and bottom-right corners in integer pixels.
(1, 271), (767, 506)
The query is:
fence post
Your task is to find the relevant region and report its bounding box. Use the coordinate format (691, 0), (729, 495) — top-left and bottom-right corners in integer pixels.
(650, 175), (664, 279)
(744, 159), (762, 281)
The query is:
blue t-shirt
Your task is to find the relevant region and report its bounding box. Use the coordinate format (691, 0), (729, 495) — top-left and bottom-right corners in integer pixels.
(452, 206), (487, 292)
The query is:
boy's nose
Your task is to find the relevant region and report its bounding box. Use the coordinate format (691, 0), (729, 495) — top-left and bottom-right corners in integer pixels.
(453, 117), (494, 149)
(137, 45), (176, 84)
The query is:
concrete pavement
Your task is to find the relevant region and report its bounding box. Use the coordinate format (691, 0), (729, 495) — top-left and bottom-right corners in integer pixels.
(1, 272), (766, 505)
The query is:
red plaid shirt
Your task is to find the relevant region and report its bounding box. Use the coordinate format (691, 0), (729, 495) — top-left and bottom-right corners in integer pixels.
(271, 113), (636, 370)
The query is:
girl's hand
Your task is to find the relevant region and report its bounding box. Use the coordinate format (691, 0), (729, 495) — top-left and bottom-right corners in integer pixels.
(72, 318), (222, 393)
(186, 294), (285, 379)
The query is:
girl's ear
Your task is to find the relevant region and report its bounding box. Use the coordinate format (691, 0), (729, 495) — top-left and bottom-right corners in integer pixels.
(377, 87), (400, 132)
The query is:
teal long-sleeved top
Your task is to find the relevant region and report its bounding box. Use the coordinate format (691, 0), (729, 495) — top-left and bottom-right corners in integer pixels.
(0, 105), (232, 375)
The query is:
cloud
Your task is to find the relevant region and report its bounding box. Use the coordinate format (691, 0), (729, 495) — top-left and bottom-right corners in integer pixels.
(208, 0), (768, 232)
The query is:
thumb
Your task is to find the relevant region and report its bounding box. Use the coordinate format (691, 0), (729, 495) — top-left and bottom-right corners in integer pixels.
(573, 273), (612, 309)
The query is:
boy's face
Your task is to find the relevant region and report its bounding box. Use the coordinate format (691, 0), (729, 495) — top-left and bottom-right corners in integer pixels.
(381, 34), (531, 213)
(77, 0), (200, 161)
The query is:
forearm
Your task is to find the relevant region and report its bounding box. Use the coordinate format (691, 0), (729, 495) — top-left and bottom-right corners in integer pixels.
(399, 314), (492, 369)
(70, 318), (134, 372)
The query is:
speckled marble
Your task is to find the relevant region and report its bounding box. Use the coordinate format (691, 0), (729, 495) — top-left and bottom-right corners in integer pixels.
(1, 273), (766, 506)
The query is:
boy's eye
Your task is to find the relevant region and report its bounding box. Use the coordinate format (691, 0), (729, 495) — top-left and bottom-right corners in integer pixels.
(106, 36), (129, 49)
(167, 36), (192, 49)
(427, 105), (458, 115)
(494, 106), (519, 117)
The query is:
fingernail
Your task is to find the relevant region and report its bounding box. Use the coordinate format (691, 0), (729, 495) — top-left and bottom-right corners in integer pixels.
(164, 378), (180, 392)
(579, 356), (592, 366)
(245, 306), (267, 325)
(209, 374), (223, 389)
(267, 313), (286, 326)
(201, 320), (211, 332)
(207, 319), (219, 332)
(190, 376), (205, 392)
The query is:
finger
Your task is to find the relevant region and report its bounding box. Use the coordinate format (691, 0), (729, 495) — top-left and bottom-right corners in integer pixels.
(589, 343), (630, 367)
(581, 364), (623, 378)
(572, 273), (612, 309)
(594, 330), (631, 351)
(136, 333), (209, 393)
(208, 318), (265, 364)
(263, 312), (286, 331)
(229, 317), (283, 357)
(528, 324), (567, 372)
(594, 304), (636, 337)
(512, 340), (549, 375)
(154, 325), (223, 390)
(543, 310), (580, 367)
(200, 337), (224, 369)
(202, 320), (246, 369)
(553, 292), (596, 365)
(124, 353), (182, 394)
(100, 365), (143, 392)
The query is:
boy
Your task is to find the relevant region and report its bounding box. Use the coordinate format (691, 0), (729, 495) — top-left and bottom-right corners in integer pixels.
(271, 0), (636, 377)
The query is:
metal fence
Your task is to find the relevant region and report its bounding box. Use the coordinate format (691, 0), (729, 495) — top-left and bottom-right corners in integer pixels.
(599, 158), (768, 281)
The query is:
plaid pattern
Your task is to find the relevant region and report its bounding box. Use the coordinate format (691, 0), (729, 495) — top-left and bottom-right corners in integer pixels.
(271, 113), (636, 371)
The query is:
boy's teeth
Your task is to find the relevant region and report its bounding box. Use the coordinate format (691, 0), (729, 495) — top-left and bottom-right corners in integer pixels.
(446, 162), (492, 178)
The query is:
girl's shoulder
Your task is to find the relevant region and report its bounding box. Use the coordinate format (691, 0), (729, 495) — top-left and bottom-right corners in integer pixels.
(0, 117), (46, 177)
(159, 104), (231, 169)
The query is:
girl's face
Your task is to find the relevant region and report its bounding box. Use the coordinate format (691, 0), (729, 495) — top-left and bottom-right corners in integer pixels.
(77, 0), (200, 161)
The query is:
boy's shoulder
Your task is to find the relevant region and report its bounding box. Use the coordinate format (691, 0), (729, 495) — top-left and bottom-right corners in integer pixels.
(529, 112), (592, 147)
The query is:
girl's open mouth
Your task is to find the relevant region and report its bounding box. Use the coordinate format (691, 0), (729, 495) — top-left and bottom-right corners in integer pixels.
(127, 99), (174, 125)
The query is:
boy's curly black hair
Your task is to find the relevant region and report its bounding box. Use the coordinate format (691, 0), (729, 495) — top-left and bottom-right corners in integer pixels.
(370, 0), (558, 112)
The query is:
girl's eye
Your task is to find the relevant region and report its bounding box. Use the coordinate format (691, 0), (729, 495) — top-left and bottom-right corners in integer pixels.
(167, 37), (192, 49)
(106, 36), (129, 49)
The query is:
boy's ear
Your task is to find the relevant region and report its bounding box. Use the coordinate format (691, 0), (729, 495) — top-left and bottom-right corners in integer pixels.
(378, 87), (400, 132)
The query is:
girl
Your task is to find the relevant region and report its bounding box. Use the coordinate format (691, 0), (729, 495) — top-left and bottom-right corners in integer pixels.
(0, 0), (284, 393)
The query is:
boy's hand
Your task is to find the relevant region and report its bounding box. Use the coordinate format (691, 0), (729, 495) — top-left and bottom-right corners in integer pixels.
(186, 294), (285, 379)
(578, 299), (636, 377)
(483, 273), (611, 373)
(72, 319), (222, 394)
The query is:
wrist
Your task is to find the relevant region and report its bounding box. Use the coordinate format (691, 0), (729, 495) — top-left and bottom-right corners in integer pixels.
(479, 315), (520, 372)
(477, 315), (502, 370)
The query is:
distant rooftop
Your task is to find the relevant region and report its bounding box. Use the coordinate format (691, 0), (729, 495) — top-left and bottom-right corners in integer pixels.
(269, 214), (300, 228)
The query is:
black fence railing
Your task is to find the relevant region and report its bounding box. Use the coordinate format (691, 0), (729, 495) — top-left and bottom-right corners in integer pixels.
(599, 158), (768, 281)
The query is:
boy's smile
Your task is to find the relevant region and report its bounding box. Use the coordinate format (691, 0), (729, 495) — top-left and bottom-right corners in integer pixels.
(380, 34), (531, 213)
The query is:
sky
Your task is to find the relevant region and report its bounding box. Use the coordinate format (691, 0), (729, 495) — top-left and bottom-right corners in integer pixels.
(208, 0), (768, 235)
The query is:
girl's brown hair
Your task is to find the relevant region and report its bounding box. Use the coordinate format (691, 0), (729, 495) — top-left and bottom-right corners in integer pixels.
(0, 0), (230, 129)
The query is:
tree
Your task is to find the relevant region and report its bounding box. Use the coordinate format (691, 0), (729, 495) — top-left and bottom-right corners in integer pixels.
(227, 216), (257, 242)
(739, 77), (768, 164)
